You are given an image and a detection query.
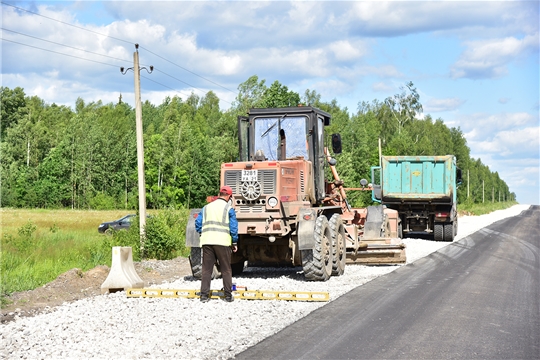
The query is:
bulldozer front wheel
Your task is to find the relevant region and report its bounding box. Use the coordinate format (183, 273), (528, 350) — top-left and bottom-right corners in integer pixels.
(189, 247), (219, 280)
(301, 215), (333, 281)
(231, 261), (245, 276)
(329, 214), (346, 276)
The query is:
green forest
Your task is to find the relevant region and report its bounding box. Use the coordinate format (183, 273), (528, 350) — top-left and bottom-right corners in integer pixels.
(0, 77), (515, 210)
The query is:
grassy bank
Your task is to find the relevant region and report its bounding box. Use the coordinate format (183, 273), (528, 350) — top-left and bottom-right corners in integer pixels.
(1, 208), (189, 306)
(458, 200), (518, 216)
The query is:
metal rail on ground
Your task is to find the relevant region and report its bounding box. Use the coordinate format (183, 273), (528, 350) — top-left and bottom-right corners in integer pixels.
(126, 288), (329, 302)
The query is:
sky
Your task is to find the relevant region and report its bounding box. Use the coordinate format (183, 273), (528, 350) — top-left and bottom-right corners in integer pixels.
(1, 0), (539, 205)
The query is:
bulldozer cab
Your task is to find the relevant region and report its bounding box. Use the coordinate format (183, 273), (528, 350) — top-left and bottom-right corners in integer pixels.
(238, 106), (331, 204)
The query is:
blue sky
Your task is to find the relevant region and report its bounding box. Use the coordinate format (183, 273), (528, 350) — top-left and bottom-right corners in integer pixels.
(2, 1), (539, 205)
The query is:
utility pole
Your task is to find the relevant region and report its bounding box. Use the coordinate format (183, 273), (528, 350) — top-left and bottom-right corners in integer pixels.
(482, 180), (485, 203)
(121, 44), (153, 257)
(467, 169), (469, 199)
(378, 138), (382, 166)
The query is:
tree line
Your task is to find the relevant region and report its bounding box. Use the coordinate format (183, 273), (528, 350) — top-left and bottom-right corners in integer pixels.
(0, 78), (515, 210)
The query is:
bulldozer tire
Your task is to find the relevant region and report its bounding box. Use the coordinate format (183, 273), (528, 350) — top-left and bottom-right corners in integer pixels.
(434, 223), (444, 241)
(189, 247), (203, 279)
(189, 247), (219, 280)
(231, 261), (245, 276)
(301, 215), (333, 281)
(443, 223), (454, 242)
(329, 214), (346, 276)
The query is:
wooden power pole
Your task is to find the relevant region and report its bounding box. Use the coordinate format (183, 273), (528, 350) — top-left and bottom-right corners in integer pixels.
(121, 44), (153, 257)
(133, 48), (147, 252)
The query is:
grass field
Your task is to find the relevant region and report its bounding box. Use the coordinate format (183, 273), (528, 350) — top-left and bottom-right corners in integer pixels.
(0, 208), (135, 239)
(0, 209), (170, 305)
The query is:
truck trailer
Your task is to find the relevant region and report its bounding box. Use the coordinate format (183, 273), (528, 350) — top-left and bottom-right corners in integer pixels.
(371, 155), (462, 241)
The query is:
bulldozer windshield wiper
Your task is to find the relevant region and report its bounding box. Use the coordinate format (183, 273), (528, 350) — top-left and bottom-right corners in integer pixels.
(261, 114), (287, 138)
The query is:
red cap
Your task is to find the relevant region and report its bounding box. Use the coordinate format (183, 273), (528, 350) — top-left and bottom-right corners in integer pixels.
(220, 186), (233, 195)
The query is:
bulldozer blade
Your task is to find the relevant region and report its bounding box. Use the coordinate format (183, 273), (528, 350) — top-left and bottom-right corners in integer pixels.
(346, 248), (406, 265)
(346, 237), (406, 265)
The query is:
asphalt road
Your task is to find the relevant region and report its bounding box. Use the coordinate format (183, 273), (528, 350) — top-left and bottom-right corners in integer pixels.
(235, 206), (540, 360)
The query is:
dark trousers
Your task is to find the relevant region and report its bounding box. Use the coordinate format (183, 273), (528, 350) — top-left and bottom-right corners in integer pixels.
(201, 245), (233, 298)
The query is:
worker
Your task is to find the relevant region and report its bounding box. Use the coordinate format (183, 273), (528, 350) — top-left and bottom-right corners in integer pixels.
(195, 185), (238, 303)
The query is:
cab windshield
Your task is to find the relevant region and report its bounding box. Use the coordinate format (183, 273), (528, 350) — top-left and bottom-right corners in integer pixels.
(253, 116), (308, 160)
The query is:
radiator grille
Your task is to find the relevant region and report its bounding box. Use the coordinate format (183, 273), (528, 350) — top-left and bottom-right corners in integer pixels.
(238, 205), (265, 213)
(300, 170), (305, 193)
(224, 169), (277, 195)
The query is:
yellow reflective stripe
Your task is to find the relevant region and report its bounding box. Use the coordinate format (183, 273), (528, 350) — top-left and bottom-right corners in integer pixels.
(204, 220), (229, 227)
(201, 227), (230, 234)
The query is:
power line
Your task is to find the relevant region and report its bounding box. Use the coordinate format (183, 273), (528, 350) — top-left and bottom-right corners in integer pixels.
(141, 75), (204, 102)
(140, 46), (237, 95)
(141, 74), (231, 105)
(1, 38), (118, 68)
(2, 31), (232, 104)
(153, 69), (217, 100)
(2, 37), (231, 105)
(2, 1), (238, 97)
(1, 1), (131, 45)
(2, 27), (131, 64)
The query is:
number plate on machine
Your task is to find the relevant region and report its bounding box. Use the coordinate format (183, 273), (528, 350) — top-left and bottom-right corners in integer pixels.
(242, 170), (258, 182)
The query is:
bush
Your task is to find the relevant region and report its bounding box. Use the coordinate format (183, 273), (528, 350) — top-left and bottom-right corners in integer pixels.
(89, 193), (118, 210)
(97, 208), (190, 262)
(144, 208), (190, 260)
(99, 223), (141, 263)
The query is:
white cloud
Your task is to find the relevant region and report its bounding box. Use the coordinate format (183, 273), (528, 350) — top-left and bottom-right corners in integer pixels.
(471, 126), (539, 157)
(372, 81), (396, 93)
(346, 1), (537, 37)
(459, 112), (537, 135)
(451, 33), (539, 79)
(467, 155), (540, 204)
(311, 79), (353, 100)
(425, 98), (465, 113)
(327, 40), (366, 62)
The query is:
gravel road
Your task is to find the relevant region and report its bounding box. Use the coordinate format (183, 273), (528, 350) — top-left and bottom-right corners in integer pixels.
(0, 205), (530, 360)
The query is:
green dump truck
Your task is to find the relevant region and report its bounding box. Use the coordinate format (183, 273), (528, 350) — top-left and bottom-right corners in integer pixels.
(371, 155), (462, 241)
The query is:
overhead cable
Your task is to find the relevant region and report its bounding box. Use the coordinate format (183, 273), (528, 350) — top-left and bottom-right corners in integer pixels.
(2, 1), (238, 97)
(1, 38), (118, 68)
(140, 46), (237, 95)
(2, 27), (131, 64)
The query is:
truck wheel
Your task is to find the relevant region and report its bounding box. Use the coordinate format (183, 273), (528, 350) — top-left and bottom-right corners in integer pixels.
(329, 214), (346, 276)
(189, 247), (219, 280)
(434, 223), (444, 241)
(301, 215), (333, 281)
(443, 223), (454, 242)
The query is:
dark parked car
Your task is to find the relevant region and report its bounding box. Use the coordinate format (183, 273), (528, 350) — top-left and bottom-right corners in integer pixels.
(98, 214), (136, 233)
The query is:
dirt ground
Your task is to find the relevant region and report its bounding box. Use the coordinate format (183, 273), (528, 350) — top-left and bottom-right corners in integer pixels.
(1, 256), (193, 324)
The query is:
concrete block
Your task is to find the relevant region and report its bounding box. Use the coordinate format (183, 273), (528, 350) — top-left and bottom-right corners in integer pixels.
(101, 246), (144, 294)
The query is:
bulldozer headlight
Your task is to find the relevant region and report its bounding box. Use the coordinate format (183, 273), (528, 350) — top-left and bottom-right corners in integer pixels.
(268, 197), (278, 207)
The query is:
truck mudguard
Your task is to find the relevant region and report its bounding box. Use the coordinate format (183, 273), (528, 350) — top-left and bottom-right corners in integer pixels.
(185, 208), (202, 247)
(297, 208), (317, 250)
